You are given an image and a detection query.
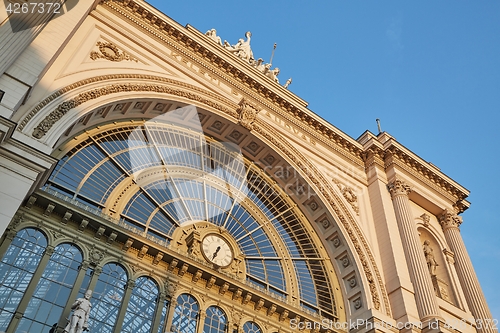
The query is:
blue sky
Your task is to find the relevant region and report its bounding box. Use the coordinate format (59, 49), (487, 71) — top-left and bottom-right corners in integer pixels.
(149, 0), (500, 322)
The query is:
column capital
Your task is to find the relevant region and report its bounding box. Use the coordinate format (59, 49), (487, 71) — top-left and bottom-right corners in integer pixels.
(387, 178), (412, 198)
(439, 209), (462, 230)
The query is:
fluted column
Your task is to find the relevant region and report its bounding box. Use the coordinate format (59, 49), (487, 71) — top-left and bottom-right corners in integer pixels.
(388, 179), (441, 322)
(439, 210), (497, 333)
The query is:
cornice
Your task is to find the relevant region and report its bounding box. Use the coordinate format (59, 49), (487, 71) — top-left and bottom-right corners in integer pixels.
(384, 142), (469, 205)
(100, 0), (365, 167)
(361, 133), (469, 209)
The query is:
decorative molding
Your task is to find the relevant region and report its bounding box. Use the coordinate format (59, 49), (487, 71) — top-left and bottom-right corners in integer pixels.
(90, 41), (138, 62)
(31, 81), (237, 139)
(18, 74), (237, 132)
(332, 178), (359, 215)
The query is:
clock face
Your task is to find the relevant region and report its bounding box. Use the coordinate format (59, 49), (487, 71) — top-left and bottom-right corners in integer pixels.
(201, 234), (233, 268)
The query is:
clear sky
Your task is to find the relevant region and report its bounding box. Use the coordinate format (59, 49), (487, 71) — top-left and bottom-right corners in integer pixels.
(148, 0), (500, 322)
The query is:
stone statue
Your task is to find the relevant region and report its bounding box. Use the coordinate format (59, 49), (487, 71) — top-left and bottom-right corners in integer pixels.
(64, 290), (92, 333)
(205, 29), (222, 46)
(423, 240), (438, 276)
(224, 31), (254, 62)
(284, 78), (292, 89)
(266, 67), (280, 83)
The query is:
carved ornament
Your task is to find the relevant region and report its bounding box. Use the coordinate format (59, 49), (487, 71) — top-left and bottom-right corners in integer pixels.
(439, 209), (462, 230)
(332, 178), (359, 215)
(387, 179), (412, 198)
(237, 99), (260, 131)
(90, 41), (138, 62)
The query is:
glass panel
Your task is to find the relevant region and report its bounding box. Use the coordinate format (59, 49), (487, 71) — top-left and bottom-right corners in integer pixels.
(122, 277), (159, 333)
(171, 294), (198, 333)
(243, 321), (262, 333)
(88, 263), (128, 333)
(16, 243), (83, 333)
(0, 228), (47, 331)
(203, 306), (227, 333)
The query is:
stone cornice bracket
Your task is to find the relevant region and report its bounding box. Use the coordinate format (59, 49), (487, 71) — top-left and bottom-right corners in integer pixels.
(360, 146), (385, 170)
(387, 178), (412, 199)
(439, 209), (462, 230)
(237, 98), (260, 131)
(453, 200), (470, 214)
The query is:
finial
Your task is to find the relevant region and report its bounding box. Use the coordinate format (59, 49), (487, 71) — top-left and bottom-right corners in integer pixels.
(269, 43), (277, 65)
(376, 119), (382, 134)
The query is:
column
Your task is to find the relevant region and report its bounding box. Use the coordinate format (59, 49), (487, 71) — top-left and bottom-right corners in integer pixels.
(439, 210), (498, 333)
(113, 279), (136, 333)
(196, 309), (207, 333)
(388, 179), (442, 323)
(151, 292), (169, 333)
(6, 245), (55, 333)
(165, 297), (178, 333)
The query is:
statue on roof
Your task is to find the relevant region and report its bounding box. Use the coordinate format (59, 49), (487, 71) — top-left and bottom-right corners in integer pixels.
(264, 64), (280, 83)
(284, 77), (292, 89)
(224, 31), (254, 63)
(205, 29), (222, 46)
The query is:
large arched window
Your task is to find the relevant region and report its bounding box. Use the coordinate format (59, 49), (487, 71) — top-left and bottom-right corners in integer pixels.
(243, 321), (262, 333)
(44, 120), (339, 319)
(203, 306), (227, 333)
(88, 263), (128, 333)
(122, 276), (159, 333)
(0, 228), (47, 331)
(171, 294), (199, 333)
(16, 243), (82, 333)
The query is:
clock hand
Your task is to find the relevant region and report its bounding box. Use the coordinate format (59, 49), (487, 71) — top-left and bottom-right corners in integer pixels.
(212, 246), (221, 260)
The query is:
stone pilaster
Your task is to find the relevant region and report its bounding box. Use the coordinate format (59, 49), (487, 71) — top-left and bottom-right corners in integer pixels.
(388, 179), (442, 322)
(439, 210), (498, 333)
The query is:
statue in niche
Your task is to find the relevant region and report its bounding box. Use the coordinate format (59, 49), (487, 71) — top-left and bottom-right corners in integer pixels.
(205, 29), (222, 46)
(224, 31), (254, 62)
(423, 240), (438, 276)
(64, 290), (92, 333)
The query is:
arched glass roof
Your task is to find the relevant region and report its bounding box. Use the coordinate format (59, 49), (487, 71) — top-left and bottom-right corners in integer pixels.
(44, 121), (337, 317)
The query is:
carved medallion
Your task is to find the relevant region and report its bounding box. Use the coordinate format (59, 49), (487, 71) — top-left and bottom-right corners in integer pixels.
(90, 41), (138, 62)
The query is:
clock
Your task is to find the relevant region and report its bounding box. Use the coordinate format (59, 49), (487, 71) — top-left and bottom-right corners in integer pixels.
(201, 234), (233, 268)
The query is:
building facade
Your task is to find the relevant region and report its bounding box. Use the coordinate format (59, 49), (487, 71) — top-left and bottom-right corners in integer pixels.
(0, 1), (496, 333)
